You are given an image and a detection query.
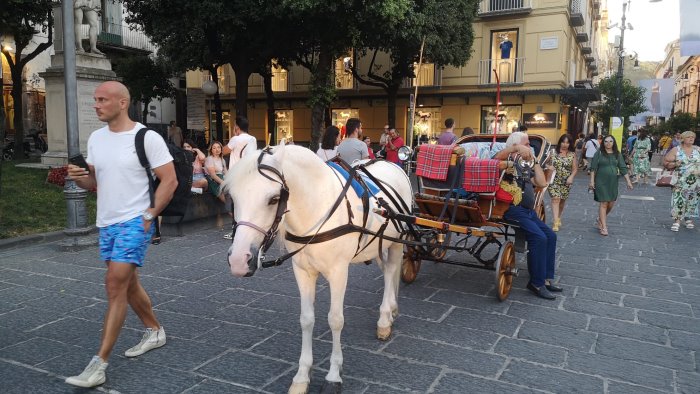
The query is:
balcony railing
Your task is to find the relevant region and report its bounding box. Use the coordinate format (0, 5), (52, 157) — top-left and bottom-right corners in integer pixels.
(575, 25), (589, 43)
(84, 22), (156, 53)
(569, 0), (584, 27)
(478, 58), (525, 85)
(478, 0), (532, 16)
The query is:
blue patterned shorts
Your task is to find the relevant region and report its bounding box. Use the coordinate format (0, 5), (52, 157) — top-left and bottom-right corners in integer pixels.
(99, 216), (154, 266)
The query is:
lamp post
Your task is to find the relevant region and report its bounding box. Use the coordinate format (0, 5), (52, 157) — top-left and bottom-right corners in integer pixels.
(201, 80), (218, 144)
(614, 1), (629, 120)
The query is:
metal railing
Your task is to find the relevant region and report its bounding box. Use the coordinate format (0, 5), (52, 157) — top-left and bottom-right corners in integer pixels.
(81, 21), (156, 52)
(479, 0), (532, 14)
(478, 58), (525, 85)
(570, 0), (583, 14)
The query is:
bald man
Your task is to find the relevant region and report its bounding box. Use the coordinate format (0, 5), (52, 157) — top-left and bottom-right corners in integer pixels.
(65, 81), (177, 388)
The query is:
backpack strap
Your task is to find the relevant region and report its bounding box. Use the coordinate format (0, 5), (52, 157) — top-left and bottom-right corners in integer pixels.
(135, 127), (156, 209)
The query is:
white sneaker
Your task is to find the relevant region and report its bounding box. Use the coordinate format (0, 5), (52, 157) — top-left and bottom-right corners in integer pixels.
(191, 187), (203, 194)
(65, 356), (108, 388)
(124, 326), (166, 357)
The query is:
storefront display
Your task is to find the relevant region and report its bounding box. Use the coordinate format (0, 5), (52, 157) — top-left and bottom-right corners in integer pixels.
(490, 29), (519, 83)
(481, 105), (521, 134)
(411, 107), (442, 144)
(332, 108), (359, 137)
(275, 109), (293, 144)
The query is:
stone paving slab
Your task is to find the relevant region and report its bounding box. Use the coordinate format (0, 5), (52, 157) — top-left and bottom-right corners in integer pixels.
(2, 156), (700, 393)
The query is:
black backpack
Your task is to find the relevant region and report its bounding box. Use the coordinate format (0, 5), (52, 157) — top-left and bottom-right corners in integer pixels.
(135, 128), (193, 217)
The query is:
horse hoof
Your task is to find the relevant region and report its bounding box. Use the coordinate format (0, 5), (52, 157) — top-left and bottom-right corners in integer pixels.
(288, 382), (309, 394)
(377, 325), (392, 341)
(320, 380), (342, 394)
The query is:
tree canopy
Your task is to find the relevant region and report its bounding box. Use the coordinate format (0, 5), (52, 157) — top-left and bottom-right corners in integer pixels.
(596, 74), (647, 132)
(350, 0), (478, 127)
(113, 55), (176, 125)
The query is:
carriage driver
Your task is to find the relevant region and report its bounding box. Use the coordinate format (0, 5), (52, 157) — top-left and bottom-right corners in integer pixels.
(493, 132), (561, 300)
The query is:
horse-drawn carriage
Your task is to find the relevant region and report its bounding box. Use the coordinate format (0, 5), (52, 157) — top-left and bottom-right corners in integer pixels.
(386, 133), (554, 301)
(224, 135), (553, 392)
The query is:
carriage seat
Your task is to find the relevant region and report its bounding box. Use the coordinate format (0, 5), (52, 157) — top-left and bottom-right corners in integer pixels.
(459, 141), (506, 159)
(414, 192), (485, 226)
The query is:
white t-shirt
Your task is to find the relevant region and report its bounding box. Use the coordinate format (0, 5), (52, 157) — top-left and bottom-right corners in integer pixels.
(316, 147), (338, 161)
(227, 133), (257, 169)
(86, 123), (173, 227)
(585, 139), (599, 159)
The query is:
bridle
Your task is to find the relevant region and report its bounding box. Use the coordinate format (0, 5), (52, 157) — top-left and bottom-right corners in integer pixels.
(234, 148), (290, 266)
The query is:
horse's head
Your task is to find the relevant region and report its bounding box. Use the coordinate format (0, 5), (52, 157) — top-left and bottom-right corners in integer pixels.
(223, 145), (289, 277)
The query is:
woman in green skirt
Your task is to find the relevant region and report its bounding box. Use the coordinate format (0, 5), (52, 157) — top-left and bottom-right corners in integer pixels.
(589, 136), (634, 236)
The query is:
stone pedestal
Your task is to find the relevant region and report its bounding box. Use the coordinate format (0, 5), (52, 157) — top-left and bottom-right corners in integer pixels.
(39, 52), (116, 166)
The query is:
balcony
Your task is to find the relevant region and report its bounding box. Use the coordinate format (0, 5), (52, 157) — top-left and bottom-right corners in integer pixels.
(478, 0), (532, 17)
(478, 58), (525, 85)
(569, 0), (584, 27)
(581, 46), (592, 55)
(88, 22), (157, 53)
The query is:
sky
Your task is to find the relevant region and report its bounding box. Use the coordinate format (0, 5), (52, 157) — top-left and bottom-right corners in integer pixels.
(607, 0), (680, 61)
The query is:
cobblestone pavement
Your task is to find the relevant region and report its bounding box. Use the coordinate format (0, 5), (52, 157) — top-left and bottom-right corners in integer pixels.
(1, 154), (699, 393)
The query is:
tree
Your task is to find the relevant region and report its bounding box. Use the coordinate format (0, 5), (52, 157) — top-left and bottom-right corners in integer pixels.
(350, 0), (477, 128)
(122, 0), (232, 142)
(596, 74), (647, 132)
(124, 0), (292, 144)
(0, 0), (54, 159)
(113, 55), (176, 126)
(282, 1), (401, 151)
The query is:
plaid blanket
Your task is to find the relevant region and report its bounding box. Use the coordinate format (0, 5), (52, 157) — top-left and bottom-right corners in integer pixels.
(463, 158), (500, 192)
(416, 145), (453, 180)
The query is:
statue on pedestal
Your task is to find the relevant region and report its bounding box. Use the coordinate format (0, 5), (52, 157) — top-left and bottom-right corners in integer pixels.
(74, 0), (104, 55)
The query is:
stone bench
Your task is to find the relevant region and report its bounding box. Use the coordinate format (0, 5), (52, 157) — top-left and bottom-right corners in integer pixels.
(161, 193), (228, 236)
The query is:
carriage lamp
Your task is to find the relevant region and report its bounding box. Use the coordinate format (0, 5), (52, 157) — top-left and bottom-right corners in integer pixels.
(398, 146), (413, 161)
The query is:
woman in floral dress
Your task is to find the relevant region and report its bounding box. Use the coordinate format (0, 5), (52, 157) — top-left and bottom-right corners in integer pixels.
(663, 131), (700, 232)
(548, 134), (578, 232)
(632, 130), (652, 184)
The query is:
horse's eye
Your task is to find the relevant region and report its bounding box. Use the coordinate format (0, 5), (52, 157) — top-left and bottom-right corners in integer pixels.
(268, 196), (280, 205)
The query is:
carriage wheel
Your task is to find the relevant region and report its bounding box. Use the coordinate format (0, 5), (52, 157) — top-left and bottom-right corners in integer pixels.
(401, 247), (422, 284)
(494, 241), (517, 301)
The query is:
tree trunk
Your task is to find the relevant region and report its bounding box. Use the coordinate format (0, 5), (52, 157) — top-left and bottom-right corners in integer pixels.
(262, 71), (276, 145)
(10, 75), (25, 160)
(141, 99), (151, 127)
(233, 62), (251, 121)
(386, 83), (400, 129)
(309, 48), (334, 153)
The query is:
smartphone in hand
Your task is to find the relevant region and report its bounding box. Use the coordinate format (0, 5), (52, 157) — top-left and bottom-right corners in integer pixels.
(68, 154), (90, 174)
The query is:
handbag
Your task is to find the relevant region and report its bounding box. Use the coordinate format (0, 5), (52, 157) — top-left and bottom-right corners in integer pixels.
(655, 169), (675, 187)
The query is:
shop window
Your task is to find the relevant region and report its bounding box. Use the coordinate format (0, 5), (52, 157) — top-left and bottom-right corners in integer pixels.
(334, 51), (354, 90)
(480, 105), (522, 134)
(413, 63), (435, 86)
(332, 108), (359, 137)
(490, 29), (519, 83)
(411, 107), (442, 144)
(275, 110), (293, 144)
(271, 61), (288, 92)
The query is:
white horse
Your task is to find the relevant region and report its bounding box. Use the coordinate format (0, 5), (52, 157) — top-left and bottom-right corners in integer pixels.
(224, 144), (412, 393)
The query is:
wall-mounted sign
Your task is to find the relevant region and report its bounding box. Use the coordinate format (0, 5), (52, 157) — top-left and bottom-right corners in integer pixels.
(523, 113), (558, 129)
(540, 37), (558, 50)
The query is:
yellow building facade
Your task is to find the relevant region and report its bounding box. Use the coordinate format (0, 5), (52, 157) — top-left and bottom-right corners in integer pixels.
(186, 0), (604, 145)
